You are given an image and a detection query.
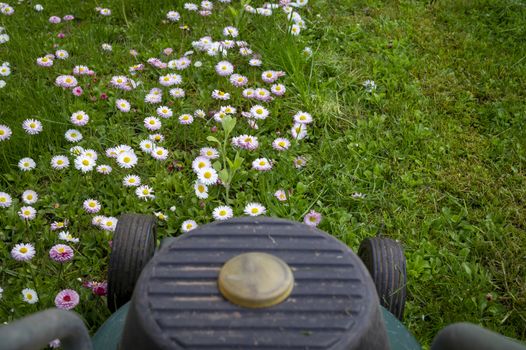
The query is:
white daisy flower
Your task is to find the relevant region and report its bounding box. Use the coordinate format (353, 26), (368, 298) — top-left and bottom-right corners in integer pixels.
(252, 158), (272, 171)
(250, 105), (269, 120)
(83, 199), (101, 213)
(0, 124), (12, 141)
(156, 106), (173, 119)
(74, 155), (95, 173)
(70, 111), (89, 126)
(123, 175), (141, 187)
(200, 147), (219, 159)
(151, 146), (169, 161)
(291, 123), (307, 140)
(0, 192), (12, 208)
(55, 50), (69, 59)
(139, 139), (154, 154)
(181, 220), (197, 232)
(65, 129), (83, 142)
(58, 231), (79, 243)
(192, 156), (212, 173)
(18, 206), (37, 220)
(50, 155), (70, 170)
(101, 217), (118, 232)
(197, 167), (218, 185)
(135, 185), (155, 201)
(215, 61), (234, 76)
(18, 157), (36, 171)
(194, 181), (209, 199)
(179, 114), (194, 125)
(169, 87), (185, 98)
(154, 212), (168, 221)
(149, 134), (164, 143)
(144, 116), (162, 131)
(116, 99), (131, 112)
(244, 202), (266, 216)
(96, 164), (112, 174)
(274, 189), (288, 201)
(293, 111), (313, 124)
(22, 190), (38, 204)
(22, 288), (38, 304)
(117, 151), (138, 169)
(166, 10), (180, 21)
(22, 119), (43, 135)
(212, 206), (233, 221)
(70, 146), (85, 156)
(81, 149), (98, 161)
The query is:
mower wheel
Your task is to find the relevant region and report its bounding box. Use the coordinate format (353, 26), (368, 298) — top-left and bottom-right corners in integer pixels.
(358, 237), (407, 320)
(107, 214), (157, 312)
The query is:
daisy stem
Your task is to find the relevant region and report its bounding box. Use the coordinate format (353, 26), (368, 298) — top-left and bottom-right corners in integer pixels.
(57, 263), (64, 290)
(28, 264), (38, 294)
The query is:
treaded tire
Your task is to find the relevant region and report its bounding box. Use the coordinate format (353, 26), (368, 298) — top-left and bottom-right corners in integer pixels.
(107, 214), (157, 312)
(358, 237), (407, 320)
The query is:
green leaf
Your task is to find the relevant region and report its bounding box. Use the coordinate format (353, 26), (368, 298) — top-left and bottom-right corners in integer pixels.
(212, 161), (222, 171)
(233, 152), (244, 170)
(218, 169), (229, 183)
(221, 116), (237, 136)
(206, 136), (221, 144)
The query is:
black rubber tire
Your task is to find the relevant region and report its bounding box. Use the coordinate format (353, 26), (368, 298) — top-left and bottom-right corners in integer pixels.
(358, 237), (407, 320)
(107, 214), (157, 312)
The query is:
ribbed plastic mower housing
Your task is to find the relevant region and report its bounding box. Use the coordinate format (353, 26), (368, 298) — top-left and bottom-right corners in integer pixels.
(120, 217), (390, 350)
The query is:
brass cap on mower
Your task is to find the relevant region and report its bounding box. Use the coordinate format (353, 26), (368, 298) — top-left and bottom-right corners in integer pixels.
(218, 252), (294, 308)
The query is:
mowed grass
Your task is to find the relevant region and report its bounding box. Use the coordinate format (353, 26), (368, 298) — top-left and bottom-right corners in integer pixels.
(0, 0), (525, 347)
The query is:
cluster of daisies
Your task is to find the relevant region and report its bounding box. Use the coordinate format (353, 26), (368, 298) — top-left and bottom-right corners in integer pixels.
(0, 0), (332, 328)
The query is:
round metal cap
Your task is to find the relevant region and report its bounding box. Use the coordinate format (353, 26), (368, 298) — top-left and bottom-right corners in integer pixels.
(218, 252), (294, 308)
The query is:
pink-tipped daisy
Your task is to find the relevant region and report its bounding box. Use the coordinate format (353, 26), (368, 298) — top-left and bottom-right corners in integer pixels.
(49, 244), (74, 262)
(54, 289), (80, 310)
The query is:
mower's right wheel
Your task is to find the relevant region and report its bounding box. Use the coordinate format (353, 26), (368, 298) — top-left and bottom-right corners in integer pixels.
(107, 214), (157, 312)
(358, 237), (407, 320)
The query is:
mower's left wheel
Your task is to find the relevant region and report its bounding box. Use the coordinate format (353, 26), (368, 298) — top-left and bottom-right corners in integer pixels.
(358, 237), (407, 321)
(107, 214), (157, 312)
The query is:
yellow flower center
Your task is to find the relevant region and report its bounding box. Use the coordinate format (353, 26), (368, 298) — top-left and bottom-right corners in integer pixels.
(204, 172), (211, 179)
(259, 161), (266, 166)
(27, 195), (33, 200)
(23, 162), (29, 167)
(20, 247), (28, 253)
(256, 109), (263, 114)
(26, 294), (33, 300)
(30, 123), (36, 128)
(142, 189), (149, 195)
(219, 210), (226, 216)
(65, 78), (72, 83)
(82, 160), (89, 166)
(24, 210), (30, 215)
(123, 157), (130, 163)
(251, 208), (259, 214)
(57, 160), (63, 165)
(58, 247), (65, 253)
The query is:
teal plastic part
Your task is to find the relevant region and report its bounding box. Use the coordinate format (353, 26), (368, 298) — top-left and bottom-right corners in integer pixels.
(91, 303), (129, 350)
(381, 306), (422, 350)
(91, 303), (421, 350)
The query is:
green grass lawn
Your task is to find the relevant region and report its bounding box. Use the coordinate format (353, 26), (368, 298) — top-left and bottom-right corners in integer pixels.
(0, 0), (525, 347)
